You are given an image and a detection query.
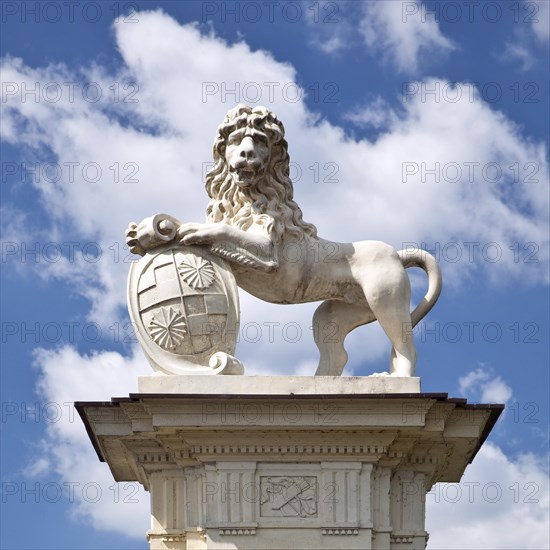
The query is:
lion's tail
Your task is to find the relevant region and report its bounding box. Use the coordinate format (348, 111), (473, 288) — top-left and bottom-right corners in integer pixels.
(397, 247), (442, 327)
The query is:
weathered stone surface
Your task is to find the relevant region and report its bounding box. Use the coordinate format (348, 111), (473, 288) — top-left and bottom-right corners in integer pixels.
(137, 374), (421, 394)
(126, 105), (443, 377)
(127, 239), (242, 376)
(77, 384), (502, 550)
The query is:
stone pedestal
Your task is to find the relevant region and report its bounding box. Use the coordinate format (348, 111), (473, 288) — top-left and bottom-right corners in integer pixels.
(76, 376), (502, 550)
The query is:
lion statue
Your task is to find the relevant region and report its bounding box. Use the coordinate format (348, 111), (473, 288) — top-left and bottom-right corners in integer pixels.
(126, 104), (442, 377)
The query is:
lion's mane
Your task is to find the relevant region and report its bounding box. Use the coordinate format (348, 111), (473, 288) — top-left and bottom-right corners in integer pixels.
(205, 104), (317, 244)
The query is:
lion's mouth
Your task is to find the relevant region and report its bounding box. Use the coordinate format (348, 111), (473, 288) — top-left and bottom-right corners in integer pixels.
(232, 166), (258, 187)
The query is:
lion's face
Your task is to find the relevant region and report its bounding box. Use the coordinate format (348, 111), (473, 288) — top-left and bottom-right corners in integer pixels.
(206, 104), (318, 241)
(224, 125), (271, 189)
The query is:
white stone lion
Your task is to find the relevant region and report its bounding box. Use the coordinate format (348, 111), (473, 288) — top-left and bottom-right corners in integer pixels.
(126, 104), (442, 377)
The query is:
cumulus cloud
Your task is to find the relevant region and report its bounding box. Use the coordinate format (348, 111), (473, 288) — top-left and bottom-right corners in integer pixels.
(501, 42), (536, 71)
(305, 1), (456, 70)
(427, 443), (549, 549)
(459, 366), (513, 405)
(31, 345), (151, 538)
(1, 10), (548, 540)
(531, 0), (550, 43)
(499, 1), (549, 71)
(2, 21), (547, 307)
(1, 9), (547, 375)
(344, 96), (399, 129)
(359, 1), (455, 73)
(1, 10), (547, 369)
(23, 457), (50, 478)
(303, 0), (358, 54)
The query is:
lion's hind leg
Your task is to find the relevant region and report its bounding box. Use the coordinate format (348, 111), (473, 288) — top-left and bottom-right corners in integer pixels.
(355, 253), (417, 377)
(313, 300), (374, 376)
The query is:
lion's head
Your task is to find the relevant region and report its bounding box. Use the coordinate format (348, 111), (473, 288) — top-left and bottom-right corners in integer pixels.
(205, 104), (317, 243)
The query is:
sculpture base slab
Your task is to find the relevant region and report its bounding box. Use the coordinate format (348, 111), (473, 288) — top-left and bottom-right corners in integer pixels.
(76, 377), (503, 550)
(138, 374), (421, 395)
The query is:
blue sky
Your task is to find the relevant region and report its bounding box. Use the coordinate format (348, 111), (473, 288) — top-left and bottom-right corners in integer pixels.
(1, 1), (549, 548)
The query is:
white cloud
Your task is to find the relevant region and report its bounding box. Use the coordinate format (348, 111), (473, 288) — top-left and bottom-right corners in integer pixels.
(24, 457), (50, 478)
(0, 206), (32, 245)
(480, 378), (514, 405)
(304, 1), (456, 70)
(501, 42), (535, 71)
(1, 12), (548, 540)
(1, 11), (547, 373)
(32, 345), (151, 538)
(459, 367), (490, 391)
(499, 1), (549, 71)
(531, 0), (550, 43)
(1, 11), (547, 368)
(303, 0), (357, 54)
(312, 33), (347, 54)
(344, 96), (399, 129)
(427, 443), (549, 549)
(359, 1), (455, 73)
(459, 366), (513, 405)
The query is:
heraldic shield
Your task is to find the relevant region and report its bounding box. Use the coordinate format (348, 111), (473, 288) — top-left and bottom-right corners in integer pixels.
(127, 242), (242, 375)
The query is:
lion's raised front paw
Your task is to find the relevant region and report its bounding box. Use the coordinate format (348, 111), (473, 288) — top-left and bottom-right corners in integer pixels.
(125, 222), (146, 256)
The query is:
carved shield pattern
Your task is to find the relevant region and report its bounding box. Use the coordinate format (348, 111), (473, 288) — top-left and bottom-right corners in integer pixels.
(127, 244), (240, 375)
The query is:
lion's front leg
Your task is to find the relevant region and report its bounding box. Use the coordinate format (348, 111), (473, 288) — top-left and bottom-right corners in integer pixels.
(126, 214), (183, 255)
(177, 222), (223, 245)
(178, 222), (279, 273)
